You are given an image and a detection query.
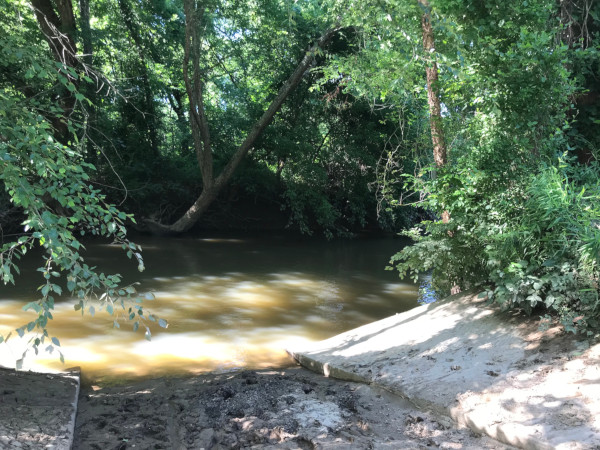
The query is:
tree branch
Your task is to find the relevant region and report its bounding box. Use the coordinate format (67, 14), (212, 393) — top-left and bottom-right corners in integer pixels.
(146, 25), (343, 234)
(214, 26), (343, 191)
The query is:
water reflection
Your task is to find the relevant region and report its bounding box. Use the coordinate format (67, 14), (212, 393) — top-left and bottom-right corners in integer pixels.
(0, 234), (418, 380)
(418, 275), (439, 304)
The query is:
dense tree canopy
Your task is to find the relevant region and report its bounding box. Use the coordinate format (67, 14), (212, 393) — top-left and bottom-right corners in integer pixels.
(1, 0), (599, 349)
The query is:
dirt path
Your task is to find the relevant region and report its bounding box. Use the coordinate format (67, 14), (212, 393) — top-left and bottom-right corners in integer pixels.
(73, 367), (510, 449)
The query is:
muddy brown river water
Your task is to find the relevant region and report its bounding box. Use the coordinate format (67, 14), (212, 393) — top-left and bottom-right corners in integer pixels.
(0, 233), (423, 381)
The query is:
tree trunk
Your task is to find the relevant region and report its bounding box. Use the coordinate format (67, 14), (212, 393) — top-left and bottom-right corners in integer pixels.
(420, 0), (457, 295)
(117, 0), (160, 157)
(419, 0), (449, 224)
(30, 0), (79, 144)
(79, 0), (92, 65)
(144, 1), (341, 234)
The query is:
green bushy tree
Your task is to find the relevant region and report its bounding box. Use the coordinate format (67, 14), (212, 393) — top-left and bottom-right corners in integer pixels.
(386, 0), (600, 333)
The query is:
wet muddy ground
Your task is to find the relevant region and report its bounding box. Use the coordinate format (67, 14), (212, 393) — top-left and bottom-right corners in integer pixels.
(73, 367), (510, 449)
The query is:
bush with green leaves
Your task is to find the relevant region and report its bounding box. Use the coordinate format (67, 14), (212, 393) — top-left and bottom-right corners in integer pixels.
(485, 160), (600, 332)
(391, 155), (600, 334)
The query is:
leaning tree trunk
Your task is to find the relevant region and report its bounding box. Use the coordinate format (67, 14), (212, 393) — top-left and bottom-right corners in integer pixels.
(145, 0), (341, 234)
(419, 0), (449, 224)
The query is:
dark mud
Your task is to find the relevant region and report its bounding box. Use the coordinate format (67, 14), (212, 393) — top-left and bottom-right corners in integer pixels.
(73, 367), (509, 449)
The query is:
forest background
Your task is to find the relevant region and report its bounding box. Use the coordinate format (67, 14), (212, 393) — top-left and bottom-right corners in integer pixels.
(1, 0), (599, 353)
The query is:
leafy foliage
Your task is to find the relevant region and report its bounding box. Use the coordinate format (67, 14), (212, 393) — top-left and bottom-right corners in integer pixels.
(383, 0), (600, 333)
(485, 161), (600, 332)
(0, 5), (166, 359)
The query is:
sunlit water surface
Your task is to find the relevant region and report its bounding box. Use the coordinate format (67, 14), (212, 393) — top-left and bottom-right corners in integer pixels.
(0, 234), (419, 381)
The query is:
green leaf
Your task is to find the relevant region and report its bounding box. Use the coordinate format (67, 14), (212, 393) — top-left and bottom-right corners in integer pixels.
(23, 302), (41, 313)
(51, 337), (60, 347)
(158, 318), (168, 328)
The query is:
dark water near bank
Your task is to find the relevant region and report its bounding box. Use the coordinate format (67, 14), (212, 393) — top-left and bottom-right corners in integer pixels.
(0, 233), (419, 380)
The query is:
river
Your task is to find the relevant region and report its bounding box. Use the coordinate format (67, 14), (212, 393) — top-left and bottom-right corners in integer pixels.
(0, 233), (421, 381)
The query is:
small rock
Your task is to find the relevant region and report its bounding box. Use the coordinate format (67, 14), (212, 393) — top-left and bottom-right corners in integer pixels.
(338, 395), (357, 412)
(218, 386), (236, 399)
(302, 384), (314, 394)
(227, 407), (245, 418)
(405, 415), (424, 425)
(217, 432), (238, 448)
(198, 428), (215, 447)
